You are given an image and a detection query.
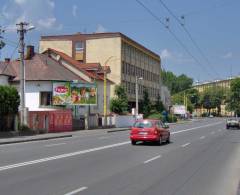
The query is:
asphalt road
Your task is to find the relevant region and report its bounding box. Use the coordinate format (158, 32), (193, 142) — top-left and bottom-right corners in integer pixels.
(0, 118), (240, 195)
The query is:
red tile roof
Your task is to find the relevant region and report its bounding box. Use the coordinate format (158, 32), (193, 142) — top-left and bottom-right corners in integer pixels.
(44, 48), (111, 81)
(1, 54), (87, 82)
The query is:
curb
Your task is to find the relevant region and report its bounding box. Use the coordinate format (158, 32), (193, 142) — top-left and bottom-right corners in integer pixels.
(107, 128), (130, 133)
(0, 134), (73, 145)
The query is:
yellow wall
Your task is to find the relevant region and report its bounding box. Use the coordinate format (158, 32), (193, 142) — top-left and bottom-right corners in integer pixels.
(39, 40), (73, 57)
(86, 37), (122, 97)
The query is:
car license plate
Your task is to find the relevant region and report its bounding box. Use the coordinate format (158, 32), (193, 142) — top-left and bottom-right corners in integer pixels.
(139, 132), (147, 135)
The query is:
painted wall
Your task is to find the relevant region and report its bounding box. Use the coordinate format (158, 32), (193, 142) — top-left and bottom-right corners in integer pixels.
(39, 40), (73, 57)
(0, 75), (9, 85)
(86, 37), (122, 97)
(25, 81), (53, 111)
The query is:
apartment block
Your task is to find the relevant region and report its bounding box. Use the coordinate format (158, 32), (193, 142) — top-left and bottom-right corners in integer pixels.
(39, 32), (161, 105)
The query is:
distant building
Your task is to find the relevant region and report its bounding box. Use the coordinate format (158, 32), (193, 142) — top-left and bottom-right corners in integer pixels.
(39, 32), (162, 109)
(193, 77), (239, 116)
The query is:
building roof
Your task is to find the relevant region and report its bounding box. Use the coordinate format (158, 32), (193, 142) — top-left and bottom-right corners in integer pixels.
(0, 61), (16, 77)
(44, 48), (112, 82)
(1, 54), (86, 82)
(193, 75), (240, 87)
(41, 32), (160, 60)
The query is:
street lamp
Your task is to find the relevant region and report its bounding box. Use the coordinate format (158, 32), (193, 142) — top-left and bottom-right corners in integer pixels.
(103, 56), (115, 126)
(135, 76), (143, 119)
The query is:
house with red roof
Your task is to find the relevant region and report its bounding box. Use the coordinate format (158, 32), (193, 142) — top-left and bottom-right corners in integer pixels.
(0, 46), (112, 131)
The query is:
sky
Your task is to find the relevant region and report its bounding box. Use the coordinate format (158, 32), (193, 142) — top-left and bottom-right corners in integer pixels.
(0, 0), (239, 83)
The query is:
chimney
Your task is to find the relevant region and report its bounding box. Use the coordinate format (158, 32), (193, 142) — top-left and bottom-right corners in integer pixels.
(26, 45), (35, 60)
(5, 58), (10, 63)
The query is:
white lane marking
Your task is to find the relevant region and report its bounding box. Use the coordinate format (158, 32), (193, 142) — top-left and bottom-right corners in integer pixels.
(64, 186), (88, 195)
(45, 143), (66, 147)
(181, 143), (190, 148)
(0, 141), (130, 172)
(200, 136), (205, 139)
(211, 131), (215, 135)
(144, 155), (162, 164)
(171, 121), (222, 135)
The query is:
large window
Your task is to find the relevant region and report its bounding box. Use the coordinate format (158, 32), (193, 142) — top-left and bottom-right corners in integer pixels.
(40, 92), (52, 106)
(75, 41), (84, 52)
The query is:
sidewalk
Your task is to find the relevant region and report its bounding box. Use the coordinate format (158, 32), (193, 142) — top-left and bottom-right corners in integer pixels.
(0, 127), (130, 145)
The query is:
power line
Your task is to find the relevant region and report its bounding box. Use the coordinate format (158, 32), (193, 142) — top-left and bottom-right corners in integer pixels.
(135, 0), (214, 78)
(157, 0), (221, 78)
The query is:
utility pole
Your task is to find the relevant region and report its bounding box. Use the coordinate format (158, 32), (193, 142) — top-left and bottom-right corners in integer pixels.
(135, 76), (143, 119)
(17, 22), (35, 126)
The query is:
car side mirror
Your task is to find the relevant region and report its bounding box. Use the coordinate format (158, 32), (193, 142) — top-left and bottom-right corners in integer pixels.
(163, 123), (169, 129)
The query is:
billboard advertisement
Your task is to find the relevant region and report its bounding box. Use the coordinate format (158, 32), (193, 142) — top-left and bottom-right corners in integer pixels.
(53, 82), (97, 105)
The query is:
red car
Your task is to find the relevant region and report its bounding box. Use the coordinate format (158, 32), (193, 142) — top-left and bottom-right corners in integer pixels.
(130, 119), (170, 145)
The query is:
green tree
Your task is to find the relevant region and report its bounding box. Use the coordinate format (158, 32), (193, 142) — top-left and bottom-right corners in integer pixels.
(200, 87), (224, 116)
(110, 85), (128, 114)
(141, 88), (151, 117)
(154, 93), (164, 112)
(226, 78), (240, 116)
(0, 85), (20, 131)
(161, 70), (193, 94)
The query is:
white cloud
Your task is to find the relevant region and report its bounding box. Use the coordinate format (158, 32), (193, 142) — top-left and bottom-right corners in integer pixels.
(95, 24), (107, 33)
(72, 5), (78, 17)
(14, 0), (27, 5)
(160, 49), (172, 59)
(1, 0), (62, 31)
(222, 52), (233, 59)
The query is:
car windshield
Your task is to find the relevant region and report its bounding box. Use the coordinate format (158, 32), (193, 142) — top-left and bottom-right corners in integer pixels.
(133, 121), (153, 128)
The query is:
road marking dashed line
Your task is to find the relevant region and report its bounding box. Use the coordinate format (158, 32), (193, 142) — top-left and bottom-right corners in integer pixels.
(144, 155), (162, 164)
(200, 136), (205, 139)
(64, 186), (88, 195)
(181, 143), (190, 148)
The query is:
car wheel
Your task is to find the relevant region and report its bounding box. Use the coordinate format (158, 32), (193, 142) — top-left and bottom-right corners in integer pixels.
(166, 135), (170, 144)
(226, 126), (229, 129)
(159, 137), (162, 145)
(131, 140), (137, 145)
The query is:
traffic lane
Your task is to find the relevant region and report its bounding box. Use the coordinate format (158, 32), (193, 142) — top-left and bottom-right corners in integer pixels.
(0, 117), (220, 153)
(0, 122), (228, 195)
(169, 117), (223, 132)
(0, 120), (224, 166)
(82, 129), (240, 195)
(141, 130), (240, 195)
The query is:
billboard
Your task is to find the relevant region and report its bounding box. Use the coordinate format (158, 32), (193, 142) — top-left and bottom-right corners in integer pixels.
(172, 105), (186, 115)
(53, 82), (97, 105)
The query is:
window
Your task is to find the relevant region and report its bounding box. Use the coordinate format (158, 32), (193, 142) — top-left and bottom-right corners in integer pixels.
(134, 121), (153, 128)
(75, 41), (84, 52)
(40, 92), (52, 106)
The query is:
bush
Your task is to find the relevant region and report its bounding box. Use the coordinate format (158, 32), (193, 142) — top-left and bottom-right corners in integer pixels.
(201, 112), (208, 117)
(167, 114), (177, 123)
(147, 112), (163, 120)
(18, 124), (36, 136)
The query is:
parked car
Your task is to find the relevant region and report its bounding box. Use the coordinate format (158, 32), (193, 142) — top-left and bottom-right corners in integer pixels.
(130, 119), (170, 145)
(226, 118), (240, 129)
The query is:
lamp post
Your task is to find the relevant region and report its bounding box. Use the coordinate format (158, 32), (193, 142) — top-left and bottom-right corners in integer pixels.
(16, 22), (35, 126)
(103, 56), (115, 126)
(135, 76), (143, 119)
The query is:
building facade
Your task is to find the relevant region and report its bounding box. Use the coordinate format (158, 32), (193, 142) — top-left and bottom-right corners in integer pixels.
(39, 32), (162, 106)
(193, 77), (239, 116)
